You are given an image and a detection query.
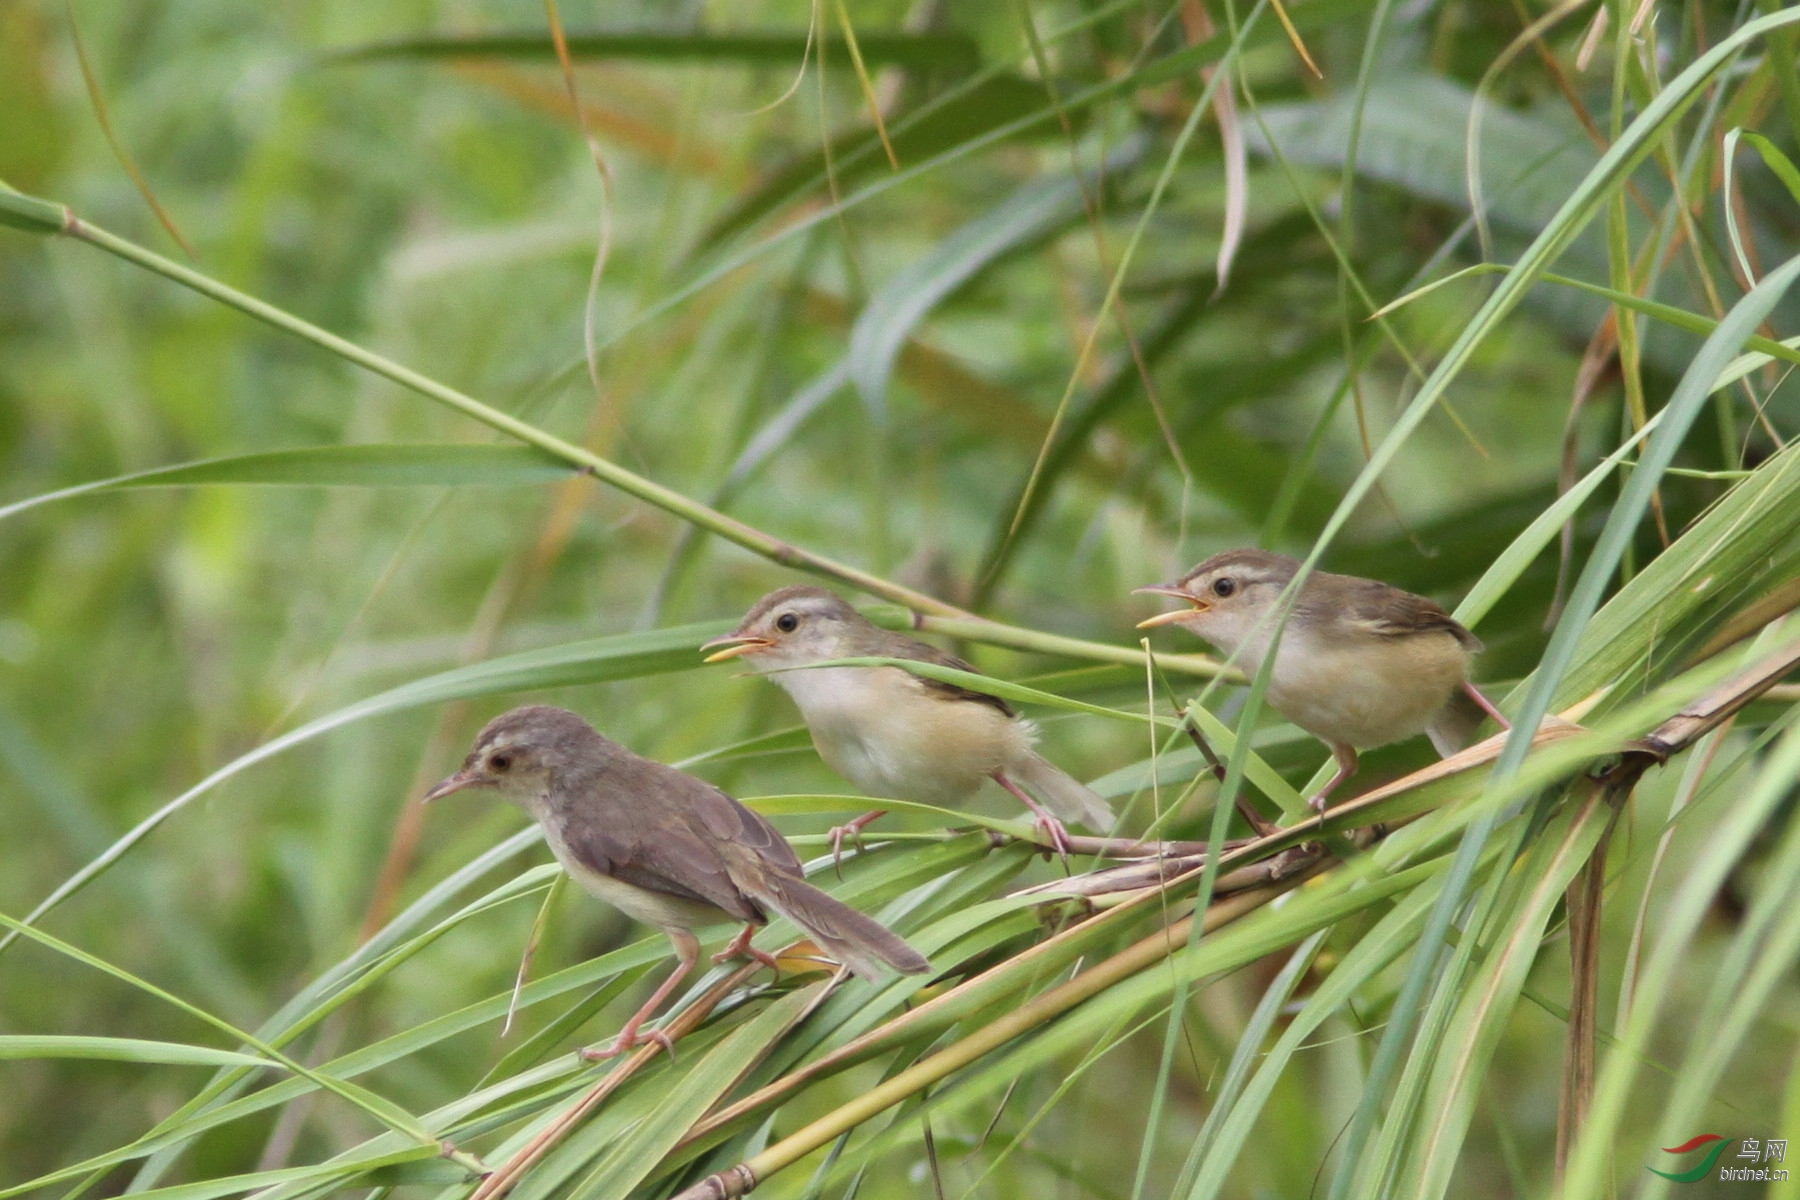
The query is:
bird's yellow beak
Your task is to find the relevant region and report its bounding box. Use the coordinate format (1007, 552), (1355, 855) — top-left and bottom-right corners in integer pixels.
(1132, 584), (1209, 628)
(420, 769), (490, 805)
(701, 633), (773, 663)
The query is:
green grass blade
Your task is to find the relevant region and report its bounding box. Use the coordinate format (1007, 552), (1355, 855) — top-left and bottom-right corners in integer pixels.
(0, 1037), (276, 1068)
(528, 984), (828, 1200)
(320, 29), (982, 73)
(0, 444), (574, 522)
(0, 621), (726, 956)
(1564, 722), (1800, 1197)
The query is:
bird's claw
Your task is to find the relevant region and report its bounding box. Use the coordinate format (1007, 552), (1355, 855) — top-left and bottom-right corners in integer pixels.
(1036, 816), (1074, 866)
(826, 823), (861, 875)
(1270, 843), (1318, 879)
(579, 1025), (676, 1061)
(714, 943), (782, 973)
(825, 810), (886, 876)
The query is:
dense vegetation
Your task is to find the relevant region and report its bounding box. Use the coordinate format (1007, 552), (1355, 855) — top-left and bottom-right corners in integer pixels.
(3, 1), (1800, 1197)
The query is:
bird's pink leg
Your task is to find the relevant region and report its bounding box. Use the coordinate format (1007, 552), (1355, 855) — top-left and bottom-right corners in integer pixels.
(712, 921), (781, 973)
(991, 770), (1074, 863)
(580, 928), (698, 1060)
(827, 810), (889, 872)
(1307, 743), (1360, 815)
(1462, 681), (1512, 731)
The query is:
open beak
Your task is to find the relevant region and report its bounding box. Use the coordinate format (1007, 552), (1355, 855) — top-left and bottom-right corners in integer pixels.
(421, 769), (491, 805)
(1132, 584), (1208, 628)
(701, 633), (773, 663)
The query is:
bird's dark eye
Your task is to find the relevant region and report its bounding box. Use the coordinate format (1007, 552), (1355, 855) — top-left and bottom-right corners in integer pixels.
(775, 612), (799, 633)
(1212, 578), (1236, 598)
(488, 753), (513, 772)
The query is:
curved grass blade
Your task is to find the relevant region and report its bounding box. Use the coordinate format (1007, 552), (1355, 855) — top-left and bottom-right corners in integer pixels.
(1328, 220), (1800, 1198)
(846, 143), (1137, 417)
(1405, 790), (1612, 1198)
(0, 1037), (276, 1069)
(522, 984), (829, 1200)
(114, 839), (1004, 1193)
(0, 913), (462, 1178)
(1453, 304), (1800, 634)
(0, 444), (574, 523)
(784, 657), (1176, 727)
(112, 828), (550, 1192)
(1184, 881), (1446, 1199)
(650, 0), (1365, 327)
(4, 192), (971, 620)
(1563, 722), (1800, 1197)
(1555, 451), (1800, 707)
(97, 1146), (449, 1200)
(1637, 758), (1800, 1200)
(655, 149), (1138, 602)
(1452, 411), (1661, 629)
(1169, 929), (1329, 1196)
(95, 935), (668, 1195)
(764, 856), (1446, 1200)
(0, 620), (727, 958)
(1377, 263), (1800, 370)
(320, 30), (982, 74)
(899, 612), (1228, 680)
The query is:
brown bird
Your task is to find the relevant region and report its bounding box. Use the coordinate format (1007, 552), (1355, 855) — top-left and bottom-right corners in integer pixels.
(1136, 550), (1508, 812)
(702, 586), (1114, 859)
(423, 705), (929, 1058)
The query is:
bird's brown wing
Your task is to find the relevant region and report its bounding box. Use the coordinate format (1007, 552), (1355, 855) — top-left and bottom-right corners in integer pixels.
(687, 779), (806, 877)
(1327, 575), (1484, 651)
(560, 758), (770, 924)
(872, 629), (1016, 718)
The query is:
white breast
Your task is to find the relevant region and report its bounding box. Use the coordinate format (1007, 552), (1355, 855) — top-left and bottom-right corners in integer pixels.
(774, 665), (1025, 805)
(544, 832), (726, 933)
(1256, 625), (1469, 750)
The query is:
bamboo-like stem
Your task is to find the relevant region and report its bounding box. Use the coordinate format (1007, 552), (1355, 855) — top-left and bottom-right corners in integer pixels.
(469, 957), (771, 1200)
(675, 831), (1292, 1154)
(1008, 854), (1283, 902)
(2, 194), (1242, 679)
(672, 708), (1629, 1164)
(670, 875), (1311, 1200)
(0, 912), (487, 1178)
(955, 828), (1241, 859)
(1050, 834), (1244, 859)
(909, 613), (1231, 680)
(26, 200), (960, 616)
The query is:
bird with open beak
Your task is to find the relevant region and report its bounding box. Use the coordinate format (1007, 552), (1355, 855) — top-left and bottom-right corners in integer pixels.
(702, 585), (1114, 860)
(1136, 549), (1508, 812)
(423, 704), (928, 1058)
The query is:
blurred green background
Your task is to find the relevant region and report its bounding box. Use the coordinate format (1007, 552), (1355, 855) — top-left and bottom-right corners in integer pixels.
(3, 0), (1799, 1196)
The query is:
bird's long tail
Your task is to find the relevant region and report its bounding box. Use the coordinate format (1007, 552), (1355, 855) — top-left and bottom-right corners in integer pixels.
(751, 873), (930, 982)
(1008, 751), (1115, 831)
(1426, 688), (1485, 757)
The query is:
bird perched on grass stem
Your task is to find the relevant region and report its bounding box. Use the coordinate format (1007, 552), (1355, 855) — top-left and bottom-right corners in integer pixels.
(1136, 550), (1508, 812)
(423, 705), (928, 1058)
(702, 586), (1114, 860)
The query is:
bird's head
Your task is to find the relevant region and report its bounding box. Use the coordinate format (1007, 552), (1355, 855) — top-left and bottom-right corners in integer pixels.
(421, 705), (598, 809)
(1135, 549), (1302, 654)
(701, 585), (868, 671)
